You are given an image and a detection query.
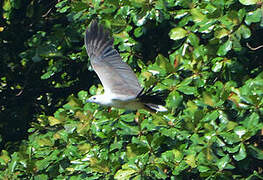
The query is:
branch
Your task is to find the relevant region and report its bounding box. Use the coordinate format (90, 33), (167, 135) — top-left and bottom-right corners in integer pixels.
(246, 42), (263, 51)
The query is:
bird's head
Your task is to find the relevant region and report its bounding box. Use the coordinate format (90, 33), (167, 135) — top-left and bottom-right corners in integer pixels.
(86, 95), (105, 105)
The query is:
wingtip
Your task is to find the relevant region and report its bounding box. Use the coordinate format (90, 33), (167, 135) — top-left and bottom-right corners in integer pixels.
(90, 19), (98, 28)
(88, 19), (98, 27)
(85, 19), (110, 41)
(85, 19), (114, 59)
(85, 20), (99, 38)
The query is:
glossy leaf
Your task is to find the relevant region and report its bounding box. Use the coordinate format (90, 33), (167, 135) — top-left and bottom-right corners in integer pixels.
(169, 27), (188, 40)
(245, 9), (262, 25)
(239, 0), (259, 5)
(114, 168), (137, 180)
(233, 143), (247, 161)
(217, 39), (232, 56)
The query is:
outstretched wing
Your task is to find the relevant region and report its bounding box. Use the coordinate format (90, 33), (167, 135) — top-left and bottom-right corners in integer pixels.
(85, 21), (142, 99)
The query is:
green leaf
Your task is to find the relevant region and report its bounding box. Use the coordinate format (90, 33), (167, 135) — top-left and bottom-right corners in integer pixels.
(234, 126), (246, 138)
(41, 70), (54, 79)
(212, 61), (223, 72)
(120, 113), (136, 123)
(216, 155), (230, 170)
(134, 27), (143, 37)
(201, 110), (219, 122)
(239, 25), (251, 39)
(217, 39), (232, 56)
(48, 116), (62, 126)
(233, 143), (247, 161)
(185, 154), (197, 168)
(248, 145), (263, 160)
(117, 121), (139, 135)
(55, 0), (68, 8)
(58, 6), (70, 13)
(89, 85), (97, 95)
(166, 90), (183, 109)
(162, 150), (175, 162)
(198, 165), (210, 173)
(187, 33), (199, 47)
(173, 161), (189, 175)
(114, 168), (137, 179)
(3, 0), (11, 11)
(34, 174), (48, 180)
(190, 8), (205, 23)
(241, 112), (260, 131)
(0, 150), (10, 165)
(162, 149), (183, 163)
(160, 128), (178, 139)
(169, 27), (188, 40)
(220, 132), (241, 144)
(173, 149), (184, 162)
(78, 90), (88, 101)
(245, 9), (262, 25)
(177, 86), (197, 95)
(174, 10), (188, 19)
(214, 28), (229, 39)
(225, 144), (240, 153)
(155, 54), (174, 74)
(198, 20), (216, 33)
(205, 3), (217, 13)
(239, 0), (259, 5)
(132, 10), (149, 26)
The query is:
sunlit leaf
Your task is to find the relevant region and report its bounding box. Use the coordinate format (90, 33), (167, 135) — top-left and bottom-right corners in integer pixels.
(216, 155), (230, 170)
(169, 27), (188, 40)
(212, 61), (223, 72)
(239, 0), (259, 5)
(245, 9), (262, 25)
(114, 168), (137, 180)
(217, 39), (232, 56)
(233, 143), (247, 161)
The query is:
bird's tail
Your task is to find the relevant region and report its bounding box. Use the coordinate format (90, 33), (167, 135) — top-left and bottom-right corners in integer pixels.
(137, 87), (168, 112)
(144, 103), (168, 112)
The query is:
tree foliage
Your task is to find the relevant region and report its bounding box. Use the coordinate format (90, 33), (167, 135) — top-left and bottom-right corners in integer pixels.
(0, 0), (263, 179)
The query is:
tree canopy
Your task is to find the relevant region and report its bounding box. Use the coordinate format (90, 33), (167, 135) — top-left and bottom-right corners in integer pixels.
(0, 0), (263, 179)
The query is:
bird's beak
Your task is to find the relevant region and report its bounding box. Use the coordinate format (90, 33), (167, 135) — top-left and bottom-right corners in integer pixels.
(86, 98), (91, 103)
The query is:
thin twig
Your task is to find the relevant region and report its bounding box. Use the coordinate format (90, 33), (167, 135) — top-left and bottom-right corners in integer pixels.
(42, 8), (53, 17)
(246, 42), (263, 51)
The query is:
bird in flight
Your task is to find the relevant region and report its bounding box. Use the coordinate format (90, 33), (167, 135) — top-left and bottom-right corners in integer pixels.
(85, 20), (167, 112)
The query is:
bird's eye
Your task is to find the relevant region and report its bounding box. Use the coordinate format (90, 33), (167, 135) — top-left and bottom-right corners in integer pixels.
(93, 97), (96, 100)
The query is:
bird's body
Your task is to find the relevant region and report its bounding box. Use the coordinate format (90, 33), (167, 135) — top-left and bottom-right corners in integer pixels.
(85, 21), (167, 112)
(90, 94), (146, 110)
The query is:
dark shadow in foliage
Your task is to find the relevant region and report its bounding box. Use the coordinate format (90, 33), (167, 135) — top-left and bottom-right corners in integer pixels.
(0, 0), (95, 151)
(133, 20), (174, 61)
